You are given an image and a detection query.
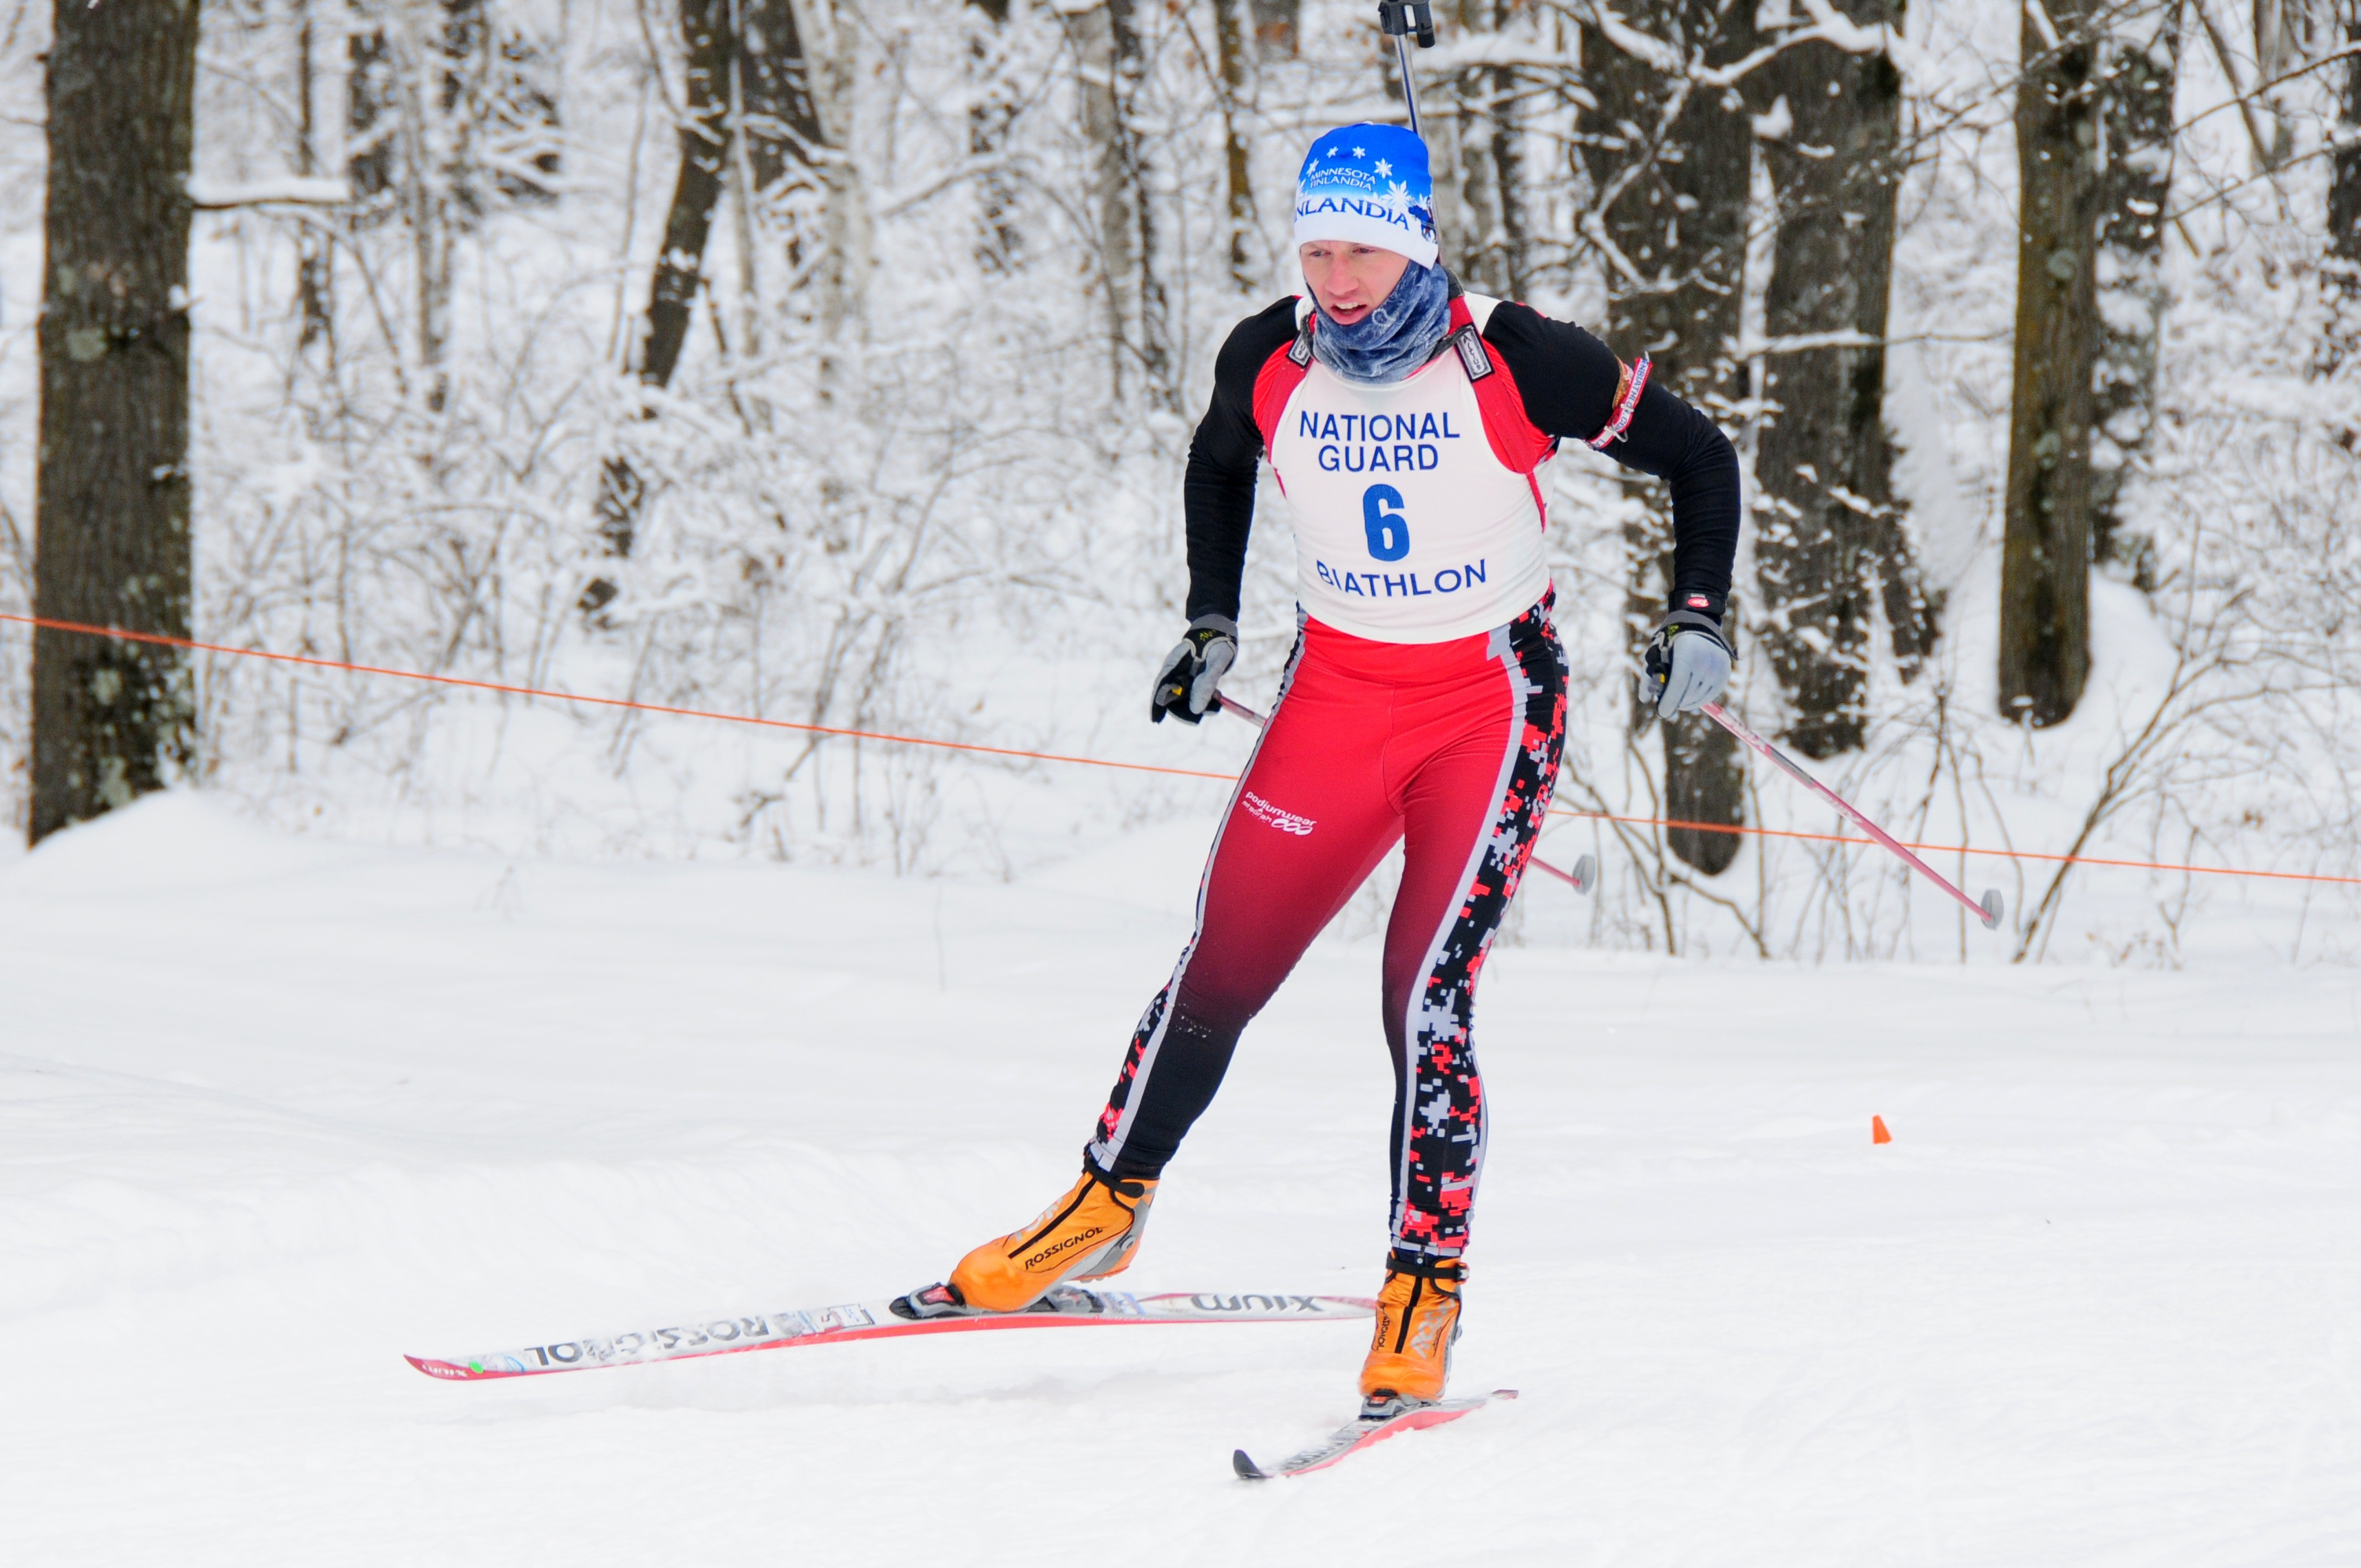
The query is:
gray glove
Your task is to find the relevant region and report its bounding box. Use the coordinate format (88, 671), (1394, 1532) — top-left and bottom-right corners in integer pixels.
(1644, 608), (1734, 719)
(1150, 615), (1238, 724)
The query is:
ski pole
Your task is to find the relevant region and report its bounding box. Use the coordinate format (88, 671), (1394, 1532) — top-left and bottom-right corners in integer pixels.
(1376, 0), (1437, 137)
(1697, 701), (2004, 930)
(1211, 694), (1596, 894)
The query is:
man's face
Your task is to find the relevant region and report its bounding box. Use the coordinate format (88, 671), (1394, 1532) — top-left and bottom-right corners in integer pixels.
(1299, 242), (1412, 326)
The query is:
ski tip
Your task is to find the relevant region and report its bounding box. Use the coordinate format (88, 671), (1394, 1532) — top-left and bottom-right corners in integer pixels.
(1571, 853), (1598, 895)
(1492, 1388), (1520, 1401)
(406, 1353), (526, 1381)
(1232, 1448), (1270, 1481)
(1979, 888), (2004, 930)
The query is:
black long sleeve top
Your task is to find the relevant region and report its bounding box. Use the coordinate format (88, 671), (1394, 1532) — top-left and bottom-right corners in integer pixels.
(1181, 294), (1743, 626)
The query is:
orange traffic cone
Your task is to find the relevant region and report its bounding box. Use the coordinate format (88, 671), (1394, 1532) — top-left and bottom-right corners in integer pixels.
(1872, 1115), (1892, 1145)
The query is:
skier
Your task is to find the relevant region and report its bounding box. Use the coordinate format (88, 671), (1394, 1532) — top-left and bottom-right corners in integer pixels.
(902, 124), (1741, 1412)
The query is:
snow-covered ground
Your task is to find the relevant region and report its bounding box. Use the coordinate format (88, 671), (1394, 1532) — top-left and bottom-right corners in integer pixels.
(3, 792), (2357, 1564)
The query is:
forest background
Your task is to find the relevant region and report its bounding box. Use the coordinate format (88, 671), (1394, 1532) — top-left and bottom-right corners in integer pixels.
(1, 0), (2357, 967)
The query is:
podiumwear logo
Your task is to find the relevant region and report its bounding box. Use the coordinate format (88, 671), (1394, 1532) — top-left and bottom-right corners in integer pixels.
(1294, 123), (1439, 268)
(1242, 791), (1315, 835)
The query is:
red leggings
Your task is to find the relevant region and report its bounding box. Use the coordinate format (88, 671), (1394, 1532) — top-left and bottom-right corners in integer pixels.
(1087, 593), (1568, 1272)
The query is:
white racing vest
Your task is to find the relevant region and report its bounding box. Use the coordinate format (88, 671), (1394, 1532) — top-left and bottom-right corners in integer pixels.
(1257, 293), (1554, 644)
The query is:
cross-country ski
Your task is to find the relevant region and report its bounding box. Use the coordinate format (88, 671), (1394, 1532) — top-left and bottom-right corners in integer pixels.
(406, 1286), (1372, 1381)
(1233, 1389), (1518, 1480)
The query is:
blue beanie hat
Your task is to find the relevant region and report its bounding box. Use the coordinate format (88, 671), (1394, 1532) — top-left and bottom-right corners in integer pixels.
(1293, 123), (1439, 268)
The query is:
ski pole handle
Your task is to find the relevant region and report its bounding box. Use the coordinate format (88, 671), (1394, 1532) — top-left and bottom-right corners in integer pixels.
(1375, 0), (1436, 138)
(1697, 701), (2002, 931)
(1210, 695), (1596, 895)
(1377, 0), (1437, 46)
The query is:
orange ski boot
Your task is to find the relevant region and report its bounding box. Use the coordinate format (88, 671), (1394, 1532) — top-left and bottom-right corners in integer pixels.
(1359, 1262), (1463, 1411)
(942, 1165), (1160, 1313)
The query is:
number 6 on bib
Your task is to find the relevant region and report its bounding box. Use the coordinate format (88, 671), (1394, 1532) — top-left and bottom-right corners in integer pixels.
(1363, 484), (1410, 561)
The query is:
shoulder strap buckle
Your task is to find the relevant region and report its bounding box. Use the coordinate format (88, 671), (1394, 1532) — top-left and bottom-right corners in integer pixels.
(1452, 324), (1493, 381)
(1288, 319), (1314, 367)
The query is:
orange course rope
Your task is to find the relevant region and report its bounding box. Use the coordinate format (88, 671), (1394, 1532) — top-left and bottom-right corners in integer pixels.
(6, 610), (2356, 890)
(0, 611), (1238, 783)
(1556, 807), (2361, 888)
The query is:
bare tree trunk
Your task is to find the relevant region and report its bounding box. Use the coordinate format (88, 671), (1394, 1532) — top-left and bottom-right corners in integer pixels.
(348, 7), (396, 205)
(1435, 0), (1525, 296)
(2251, 0), (2298, 165)
(642, 0), (736, 394)
(1578, 0), (1753, 874)
(1211, 0), (1257, 288)
(966, 0), (1021, 271)
(30, 0), (200, 846)
(396, 13), (455, 411)
(2325, 0), (2361, 372)
(728, 56), (765, 364)
(586, 0), (854, 604)
(2000, 0), (2103, 726)
(739, 0), (825, 199)
(1065, 0), (1139, 396)
(1426, 2), (1479, 274)
(586, 0), (735, 578)
(389, 0), (519, 410)
(736, 0), (823, 328)
(790, 0), (872, 394)
(1748, 0), (1936, 761)
(2090, 0), (2181, 573)
(296, 0), (337, 354)
(1112, 0), (1176, 407)
(721, 0), (822, 366)
(1063, 0), (1169, 405)
(1487, 0), (1532, 301)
